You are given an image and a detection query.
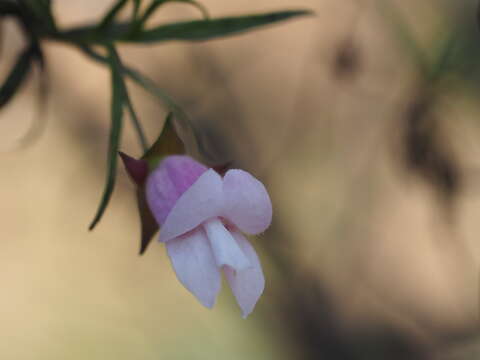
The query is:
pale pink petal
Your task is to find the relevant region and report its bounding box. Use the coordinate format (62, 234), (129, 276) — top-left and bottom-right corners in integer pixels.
(222, 169), (272, 235)
(159, 169), (223, 242)
(146, 155), (207, 225)
(224, 231), (265, 318)
(203, 218), (250, 272)
(166, 228), (221, 308)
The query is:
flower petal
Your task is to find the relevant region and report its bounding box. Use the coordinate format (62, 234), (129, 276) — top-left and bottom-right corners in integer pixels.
(159, 169), (223, 242)
(203, 218), (251, 272)
(224, 231), (265, 318)
(166, 228), (221, 308)
(222, 169), (272, 235)
(146, 155), (208, 226)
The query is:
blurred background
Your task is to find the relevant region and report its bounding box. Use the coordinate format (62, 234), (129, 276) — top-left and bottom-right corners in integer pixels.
(2, 0), (480, 358)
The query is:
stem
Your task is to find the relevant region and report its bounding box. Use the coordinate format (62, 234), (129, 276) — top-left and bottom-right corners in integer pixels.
(125, 91), (149, 151)
(79, 45), (218, 162)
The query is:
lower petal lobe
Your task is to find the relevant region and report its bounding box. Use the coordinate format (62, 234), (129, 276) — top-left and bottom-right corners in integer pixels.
(224, 230), (265, 318)
(166, 227), (221, 308)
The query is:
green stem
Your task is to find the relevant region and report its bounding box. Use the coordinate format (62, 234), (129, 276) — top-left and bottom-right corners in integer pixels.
(125, 91), (149, 151)
(79, 45), (217, 162)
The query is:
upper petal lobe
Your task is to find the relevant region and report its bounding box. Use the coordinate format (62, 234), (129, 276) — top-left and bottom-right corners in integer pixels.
(222, 169), (272, 235)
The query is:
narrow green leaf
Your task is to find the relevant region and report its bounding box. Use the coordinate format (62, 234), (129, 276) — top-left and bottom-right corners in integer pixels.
(98, 0), (129, 30)
(0, 45), (35, 108)
(57, 9), (311, 44)
(79, 46), (148, 151)
(132, 0), (142, 20)
(89, 44), (125, 230)
(132, 9), (311, 43)
(21, 0), (56, 31)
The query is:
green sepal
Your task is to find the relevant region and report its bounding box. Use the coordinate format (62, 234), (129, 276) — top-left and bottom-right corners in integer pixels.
(142, 112), (185, 170)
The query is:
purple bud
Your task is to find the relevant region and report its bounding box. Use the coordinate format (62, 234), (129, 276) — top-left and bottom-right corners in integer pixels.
(146, 155), (208, 225)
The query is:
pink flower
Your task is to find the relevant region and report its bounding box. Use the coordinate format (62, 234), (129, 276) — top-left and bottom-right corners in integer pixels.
(146, 155), (272, 317)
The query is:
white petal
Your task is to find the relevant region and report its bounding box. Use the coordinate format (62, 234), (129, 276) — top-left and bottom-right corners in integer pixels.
(160, 169), (223, 242)
(166, 228), (221, 308)
(203, 218), (251, 272)
(222, 169), (272, 235)
(224, 231), (265, 318)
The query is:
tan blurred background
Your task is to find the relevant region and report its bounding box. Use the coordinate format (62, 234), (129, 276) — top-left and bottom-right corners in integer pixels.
(1, 0), (480, 359)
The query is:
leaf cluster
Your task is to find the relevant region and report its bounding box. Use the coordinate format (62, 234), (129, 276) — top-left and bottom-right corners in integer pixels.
(0, 0), (311, 229)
